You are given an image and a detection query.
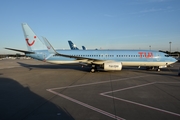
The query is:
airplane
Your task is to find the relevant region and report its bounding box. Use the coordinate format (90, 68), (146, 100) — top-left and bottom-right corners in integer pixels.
(68, 40), (79, 50)
(5, 23), (177, 73)
(82, 46), (86, 50)
(68, 40), (87, 50)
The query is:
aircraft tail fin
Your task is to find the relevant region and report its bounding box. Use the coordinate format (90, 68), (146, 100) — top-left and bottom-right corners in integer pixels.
(82, 46), (86, 50)
(22, 23), (45, 51)
(68, 40), (79, 50)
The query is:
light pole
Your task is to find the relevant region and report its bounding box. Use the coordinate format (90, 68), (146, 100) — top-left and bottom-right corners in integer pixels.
(169, 42), (172, 53)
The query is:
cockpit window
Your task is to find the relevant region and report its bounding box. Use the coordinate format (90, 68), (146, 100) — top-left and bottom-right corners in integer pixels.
(165, 55), (169, 57)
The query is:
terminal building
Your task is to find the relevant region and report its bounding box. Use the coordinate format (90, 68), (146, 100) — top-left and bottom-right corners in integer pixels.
(0, 53), (28, 59)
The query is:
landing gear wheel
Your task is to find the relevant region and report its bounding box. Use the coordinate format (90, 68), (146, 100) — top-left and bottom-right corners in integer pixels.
(91, 68), (95, 73)
(157, 68), (160, 71)
(91, 65), (97, 73)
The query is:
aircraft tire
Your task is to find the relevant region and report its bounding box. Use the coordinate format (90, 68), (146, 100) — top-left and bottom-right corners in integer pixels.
(91, 68), (95, 73)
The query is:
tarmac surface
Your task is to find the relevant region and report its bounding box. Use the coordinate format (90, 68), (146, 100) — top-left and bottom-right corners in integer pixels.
(0, 59), (180, 120)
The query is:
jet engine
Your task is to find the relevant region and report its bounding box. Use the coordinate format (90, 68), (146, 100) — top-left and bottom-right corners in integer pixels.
(103, 62), (122, 71)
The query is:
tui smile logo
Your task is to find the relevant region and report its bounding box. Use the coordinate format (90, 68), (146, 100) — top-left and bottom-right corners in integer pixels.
(26, 36), (36, 46)
(47, 46), (51, 49)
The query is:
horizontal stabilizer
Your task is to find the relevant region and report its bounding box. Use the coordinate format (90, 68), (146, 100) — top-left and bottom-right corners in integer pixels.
(5, 47), (35, 54)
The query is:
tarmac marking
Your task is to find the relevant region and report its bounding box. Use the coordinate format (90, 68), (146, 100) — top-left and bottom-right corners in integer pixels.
(100, 82), (180, 117)
(47, 89), (125, 120)
(47, 75), (180, 119)
(47, 75), (153, 120)
(49, 75), (154, 90)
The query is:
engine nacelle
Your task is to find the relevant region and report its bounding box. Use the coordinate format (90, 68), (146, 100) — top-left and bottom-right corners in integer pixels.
(103, 62), (122, 71)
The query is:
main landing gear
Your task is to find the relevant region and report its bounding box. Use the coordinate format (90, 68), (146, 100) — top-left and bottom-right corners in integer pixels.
(146, 66), (161, 71)
(155, 67), (161, 71)
(91, 65), (97, 73)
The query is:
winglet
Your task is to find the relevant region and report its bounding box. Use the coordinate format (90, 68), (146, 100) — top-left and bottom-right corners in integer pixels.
(42, 37), (57, 54)
(42, 37), (90, 60)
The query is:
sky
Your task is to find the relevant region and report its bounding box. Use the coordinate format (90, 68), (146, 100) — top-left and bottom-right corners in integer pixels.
(0, 0), (180, 54)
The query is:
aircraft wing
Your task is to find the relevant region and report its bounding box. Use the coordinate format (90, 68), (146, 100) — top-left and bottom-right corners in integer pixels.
(5, 47), (35, 54)
(42, 37), (103, 63)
